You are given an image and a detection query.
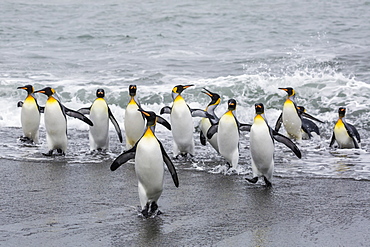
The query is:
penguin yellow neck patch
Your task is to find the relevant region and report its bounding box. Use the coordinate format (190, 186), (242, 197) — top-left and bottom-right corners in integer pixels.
(129, 97), (137, 105)
(25, 95), (36, 103)
(174, 95), (184, 103)
(335, 119), (345, 130)
(143, 127), (155, 138)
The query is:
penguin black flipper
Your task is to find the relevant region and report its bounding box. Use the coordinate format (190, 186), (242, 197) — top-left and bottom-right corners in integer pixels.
(110, 145), (137, 171)
(64, 107), (94, 126)
(207, 124), (218, 139)
(271, 129), (302, 158)
(160, 106), (172, 114)
(302, 118), (320, 135)
(190, 108), (214, 119)
(302, 112), (324, 124)
(108, 107), (123, 143)
(329, 132), (336, 147)
(156, 115), (171, 130)
(346, 123), (361, 144)
(200, 131), (207, 145)
(274, 113), (283, 132)
(77, 107), (91, 115)
(159, 141), (179, 187)
(17, 101), (23, 107)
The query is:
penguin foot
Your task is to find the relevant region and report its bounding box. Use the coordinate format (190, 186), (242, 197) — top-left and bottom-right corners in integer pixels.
(263, 176), (272, 188)
(141, 204), (150, 218)
(150, 201), (158, 214)
(43, 150), (54, 156)
(19, 136), (34, 144)
(245, 177), (258, 184)
(56, 149), (65, 156)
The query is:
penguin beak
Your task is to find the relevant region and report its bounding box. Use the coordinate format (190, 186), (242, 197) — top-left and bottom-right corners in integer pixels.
(138, 108), (150, 117)
(34, 90), (45, 94)
(279, 88), (288, 92)
(202, 88), (213, 97)
(17, 86), (26, 90)
(183, 84), (194, 89)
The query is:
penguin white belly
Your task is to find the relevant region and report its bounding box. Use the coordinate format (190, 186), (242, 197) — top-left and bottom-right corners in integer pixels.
(89, 100), (109, 150)
(334, 121), (355, 148)
(250, 120), (274, 180)
(21, 97), (40, 143)
(44, 101), (67, 151)
(282, 101), (302, 140)
(217, 113), (239, 168)
(171, 100), (194, 155)
(124, 103), (145, 148)
(135, 136), (164, 209)
(200, 117), (219, 152)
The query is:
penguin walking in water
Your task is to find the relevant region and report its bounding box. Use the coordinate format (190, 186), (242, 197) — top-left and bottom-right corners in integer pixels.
(245, 103), (302, 187)
(111, 109), (178, 218)
(161, 85), (212, 157)
(275, 87), (323, 141)
(296, 106), (321, 140)
(207, 99), (251, 170)
(329, 107), (360, 149)
(35, 87), (93, 156)
(199, 88), (220, 153)
(124, 85), (146, 149)
(78, 89), (122, 151)
(17, 85), (43, 144)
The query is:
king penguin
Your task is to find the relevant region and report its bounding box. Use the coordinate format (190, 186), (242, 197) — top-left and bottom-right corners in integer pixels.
(17, 85), (43, 144)
(111, 109), (178, 218)
(245, 103), (302, 187)
(124, 85), (146, 149)
(296, 106), (321, 140)
(161, 85), (211, 157)
(35, 87), (93, 156)
(78, 89), (122, 151)
(275, 87), (323, 141)
(199, 88), (220, 153)
(329, 107), (360, 149)
(207, 99), (251, 170)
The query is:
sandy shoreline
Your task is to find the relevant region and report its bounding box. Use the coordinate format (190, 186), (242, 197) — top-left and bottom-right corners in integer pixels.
(1, 158), (369, 246)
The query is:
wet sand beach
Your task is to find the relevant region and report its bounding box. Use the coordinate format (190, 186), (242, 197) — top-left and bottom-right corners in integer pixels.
(1, 158), (369, 246)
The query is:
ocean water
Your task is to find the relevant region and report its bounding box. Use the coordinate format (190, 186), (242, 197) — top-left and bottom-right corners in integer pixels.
(1, 0), (370, 180)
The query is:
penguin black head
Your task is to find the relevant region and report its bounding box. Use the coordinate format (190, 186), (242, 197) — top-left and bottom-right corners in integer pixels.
(297, 105), (306, 115)
(96, 88), (105, 98)
(138, 109), (156, 126)
(129, 85), (137, 97)
(338, 107), (346, 118)
(17, 85), (34, 94)
(173, 84), (193, 95)
(35, 87), (56, 97)
(202, 88), (220, 106)
(228, 99), (237, 111)
(255, 103), (264, 115)
(279, 87), (295, 96)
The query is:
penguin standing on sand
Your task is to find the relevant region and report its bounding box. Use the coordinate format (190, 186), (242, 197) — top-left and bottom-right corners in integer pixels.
(35, 87), (93, 156)
(329, 107), (360, 149)
(111, 109), (178, 218)
(207, 99), (251, 169)
(124, 85), (145, 149)
(17, 85), (43, 144)
(161, 85), (212, 157)
(275, 87), (323, 141)
(245, 103), (302, 187)
(199, 88), (220, 153)
(78, 89), (122, 151)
